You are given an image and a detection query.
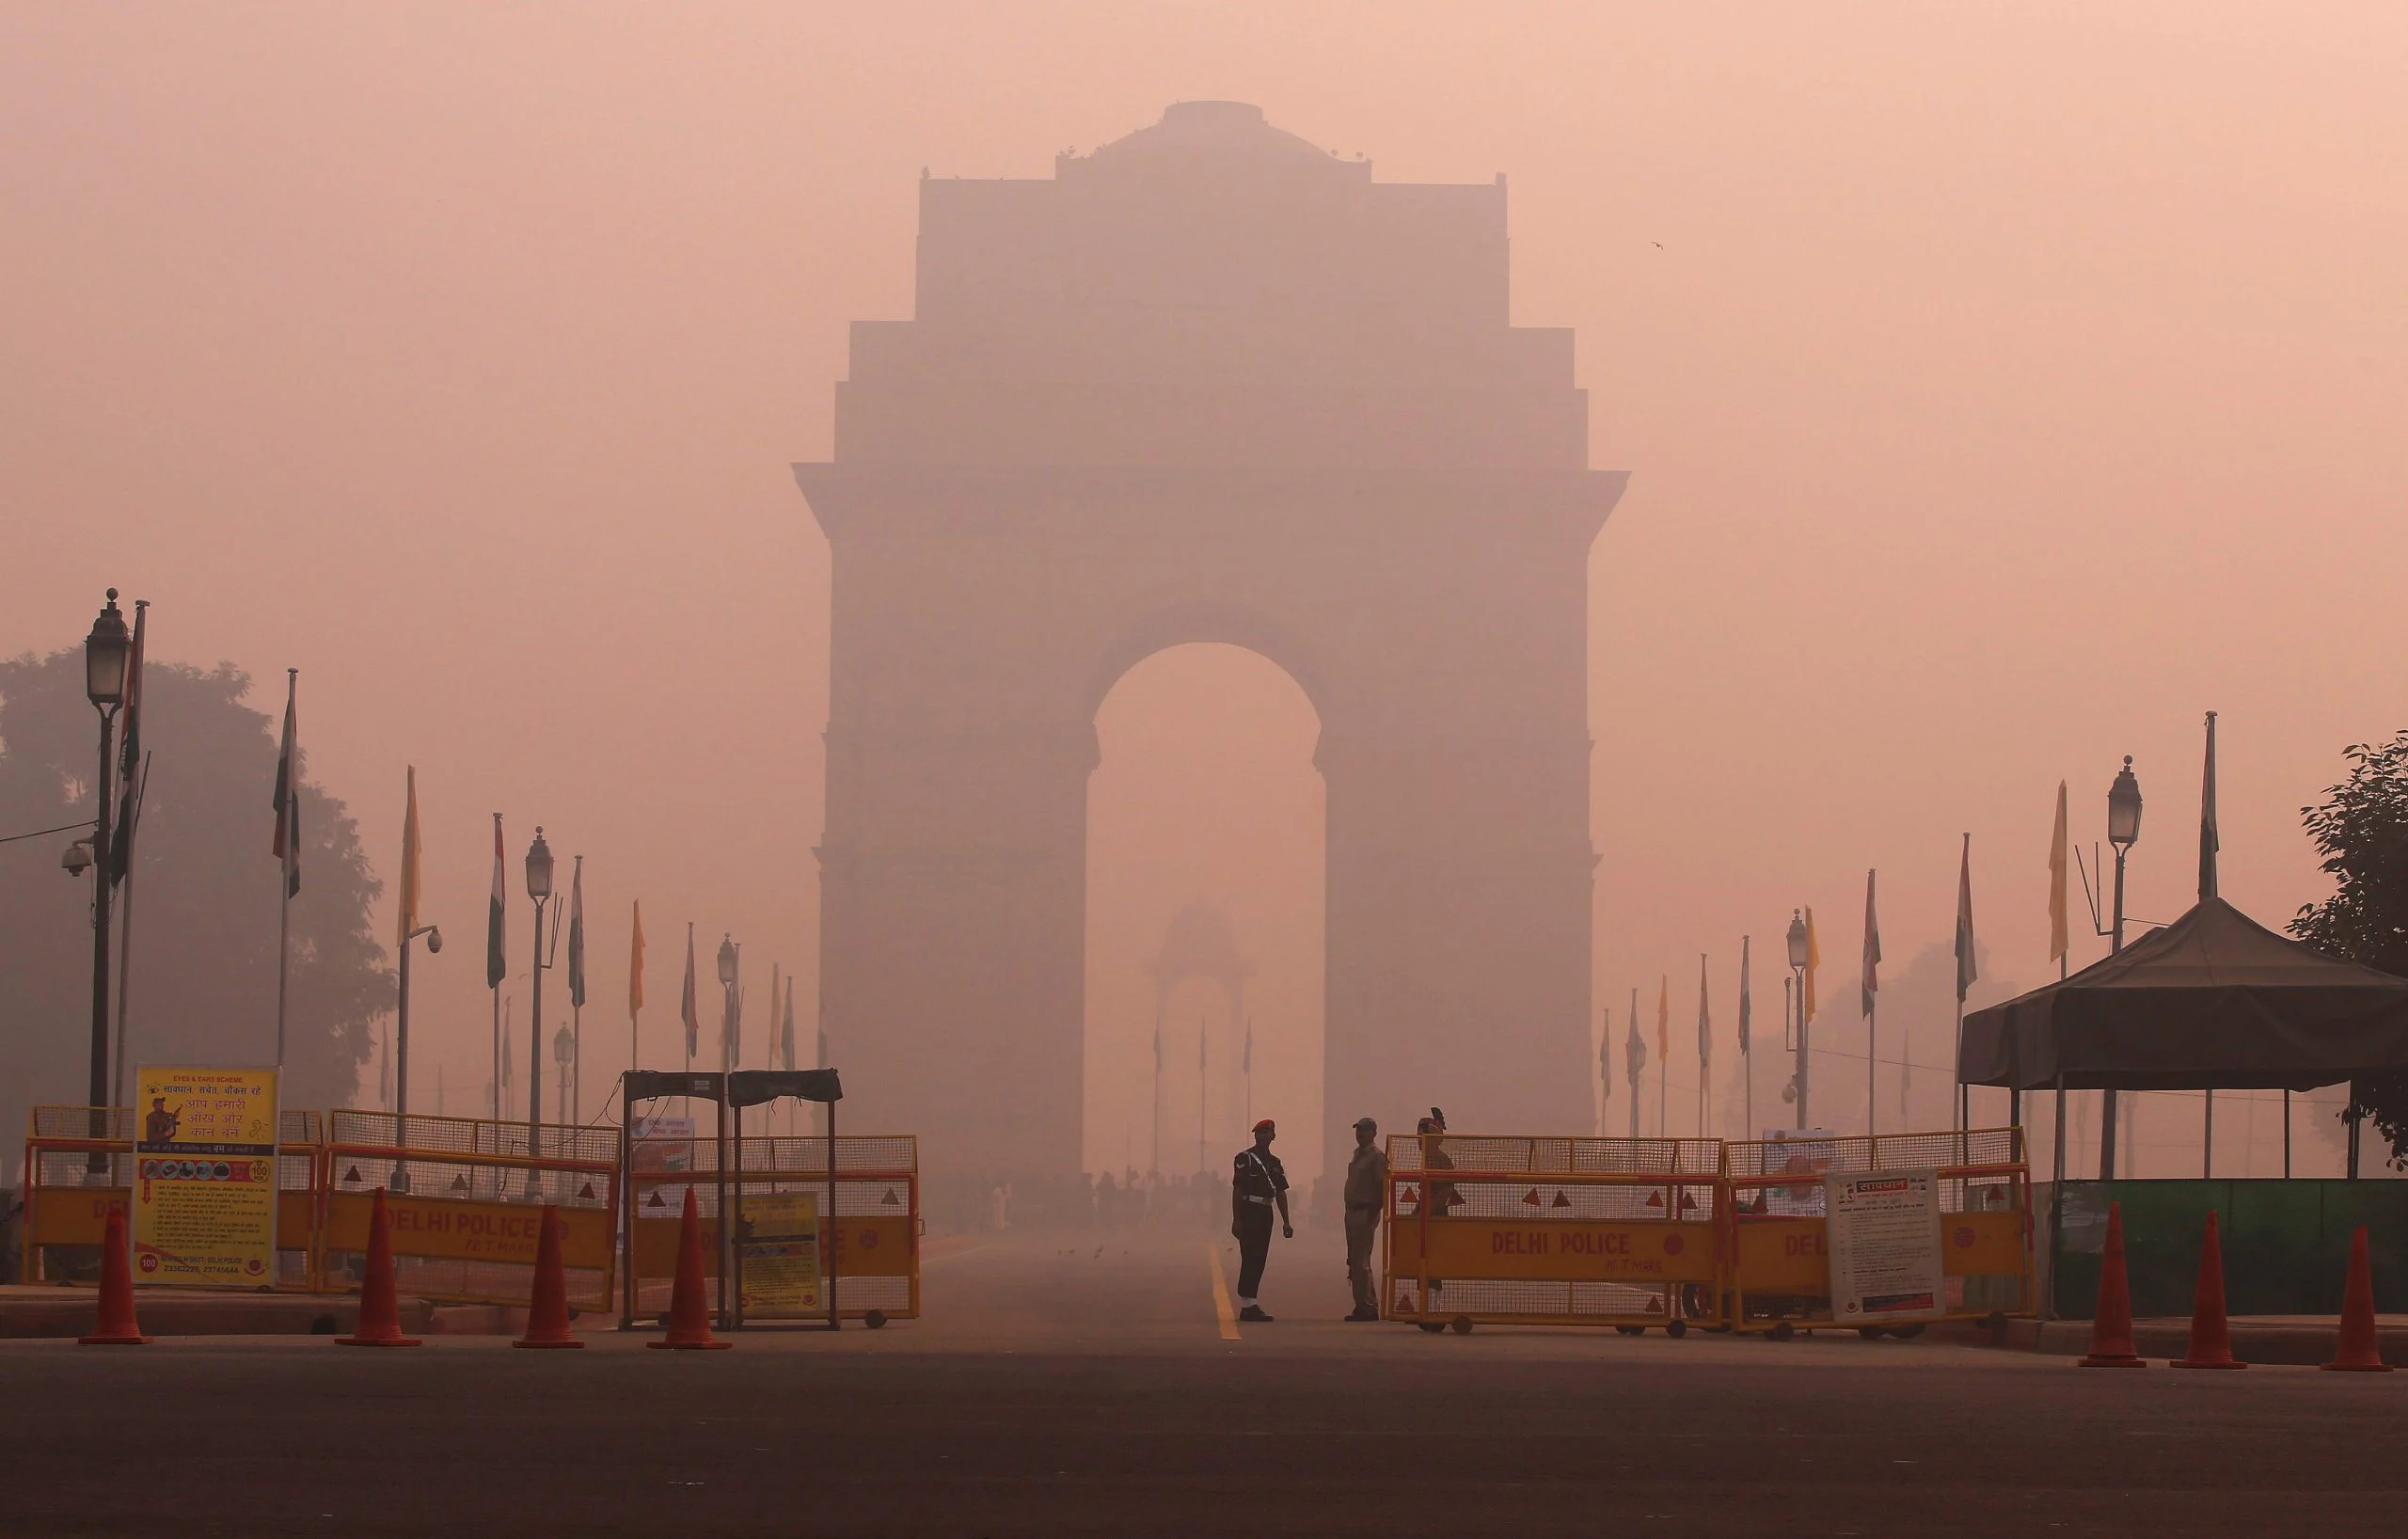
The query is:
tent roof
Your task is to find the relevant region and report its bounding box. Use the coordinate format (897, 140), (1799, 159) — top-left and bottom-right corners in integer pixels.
(1959, 896), (2408, 1091)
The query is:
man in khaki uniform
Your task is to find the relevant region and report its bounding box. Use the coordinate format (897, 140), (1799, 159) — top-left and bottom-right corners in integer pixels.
(1342, 1117), (1386, 1321)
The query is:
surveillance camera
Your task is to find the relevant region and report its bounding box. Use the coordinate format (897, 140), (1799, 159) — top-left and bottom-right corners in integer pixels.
(425, 927), (443, 955)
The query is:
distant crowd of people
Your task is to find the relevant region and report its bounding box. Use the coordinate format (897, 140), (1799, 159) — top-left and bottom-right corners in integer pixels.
(968, 1166), (1246, 1234)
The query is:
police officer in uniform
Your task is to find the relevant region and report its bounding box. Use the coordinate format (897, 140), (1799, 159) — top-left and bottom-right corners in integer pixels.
(1342, 1117), (1386, 1321)
(1229, 1118), (1291, 1322)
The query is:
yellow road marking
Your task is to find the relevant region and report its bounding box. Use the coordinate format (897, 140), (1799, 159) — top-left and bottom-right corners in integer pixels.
(1207, 1244), (1242, 1340)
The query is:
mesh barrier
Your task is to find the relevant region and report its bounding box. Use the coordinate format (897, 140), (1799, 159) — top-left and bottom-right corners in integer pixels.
(23, 1106), (325, 1288)
(327, 1108), (618, 1166)
(22, 1105), (921, 1326)
(1724, 1127), (2033, 1333)
(624, 1133), (920, 1325)
(1384, 1133), (1725, 1330)
(1388, 1134), (1721, 1178)
(320, 1112), (619, 1310)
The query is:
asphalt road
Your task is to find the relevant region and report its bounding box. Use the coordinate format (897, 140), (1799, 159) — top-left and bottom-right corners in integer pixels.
(2, 1228), (2401, 1537)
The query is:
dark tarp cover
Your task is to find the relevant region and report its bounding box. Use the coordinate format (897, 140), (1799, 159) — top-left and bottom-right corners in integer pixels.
(1958, 896), (2408, 1092)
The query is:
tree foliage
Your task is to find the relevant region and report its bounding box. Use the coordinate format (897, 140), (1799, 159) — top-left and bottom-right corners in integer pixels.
(2290, 730), (2408, 1168)
(0, 649), (388, 1156)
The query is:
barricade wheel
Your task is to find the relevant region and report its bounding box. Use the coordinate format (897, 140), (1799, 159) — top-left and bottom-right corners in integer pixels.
(1859, 1325), (1885, 1341)
(864, 1310), (888, 1330)
(1665, 1319), (1687, 1340)
(1888, 1324), (1925, 1341)
(1768, 1320), (1795, 1342)
(1615, 1325), (1644, 1337)
(1418, 1322), (1446, 1334)
(1450, 1316), (1473, 1335)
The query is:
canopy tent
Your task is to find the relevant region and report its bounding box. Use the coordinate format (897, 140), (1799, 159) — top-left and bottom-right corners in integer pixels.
(1959, 896), (2408, 1092)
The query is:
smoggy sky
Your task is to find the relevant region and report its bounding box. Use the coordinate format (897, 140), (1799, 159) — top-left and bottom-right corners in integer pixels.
(5, 5), (2404, 1178)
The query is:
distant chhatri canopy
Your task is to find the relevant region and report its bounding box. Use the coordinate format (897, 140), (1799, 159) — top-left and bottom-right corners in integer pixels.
(1149, 896), (1253, 985)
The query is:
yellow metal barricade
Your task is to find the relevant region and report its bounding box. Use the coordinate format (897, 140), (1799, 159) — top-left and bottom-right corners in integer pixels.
(625, 1133), (920, 1325)
(319, 1109), (619, 1311)
(1724, 1126), (2033, 1337)
(1383, 1133), (1726, 1333)
(21, 1106), (324, 1288)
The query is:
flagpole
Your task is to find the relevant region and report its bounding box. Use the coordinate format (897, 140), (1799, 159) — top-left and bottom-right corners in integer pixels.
(111, 753), (150, 1113)
(1627, 987), (1640, 1140)
(273, 669), (297, 1072)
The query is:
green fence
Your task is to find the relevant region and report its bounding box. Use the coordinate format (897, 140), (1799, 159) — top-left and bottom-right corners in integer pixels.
(2044, 1180), (2408, 1318)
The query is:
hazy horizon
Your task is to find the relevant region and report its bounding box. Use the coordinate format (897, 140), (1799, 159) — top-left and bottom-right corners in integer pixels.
(7, 5), (2405, 1182)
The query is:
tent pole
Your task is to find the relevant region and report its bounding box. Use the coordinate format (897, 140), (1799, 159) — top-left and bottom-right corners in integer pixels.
(2282, 1089), (2291, 1180)
(2203, 1089), (2213, 1179)
(2046, 1072), (2067, 1322)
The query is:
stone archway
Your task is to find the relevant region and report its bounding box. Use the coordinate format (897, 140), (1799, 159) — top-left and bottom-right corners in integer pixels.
(796, 102), (1626, 1182)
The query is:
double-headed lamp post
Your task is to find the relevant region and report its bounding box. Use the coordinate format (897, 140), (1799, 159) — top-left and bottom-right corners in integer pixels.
(83, 592), (132, 1169)
(2099, 757), (2143, 1179)
(391, 921), (440, 1193)
(525, 828), (555, 1153)
(1785, 910), (1811, 1129)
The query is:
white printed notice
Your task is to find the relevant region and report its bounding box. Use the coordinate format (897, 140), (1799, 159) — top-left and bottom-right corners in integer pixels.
(1824, 1167), (1946, 1324)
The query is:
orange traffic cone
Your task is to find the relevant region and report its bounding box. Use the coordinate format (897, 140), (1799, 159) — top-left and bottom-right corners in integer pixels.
(2173, 1210), (2243, 1370)
(2321, 1225), (2393, 1372)
(2078, 1201), (2146, 1368)
(648, 1187), (731, 1351)
(338, 1187), (422, 1347)
(515, 1205), (584, 1349)
(79, 1204), (150, 1346)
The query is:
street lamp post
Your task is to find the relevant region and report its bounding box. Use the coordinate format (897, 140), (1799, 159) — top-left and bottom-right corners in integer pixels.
(525, 829), (555, 1162)
(392, 921), (441, 1192)
(83, 592), (131, 1172)
(1785, 910), (1811, 1131)
(2099, 758), (2142, 1180)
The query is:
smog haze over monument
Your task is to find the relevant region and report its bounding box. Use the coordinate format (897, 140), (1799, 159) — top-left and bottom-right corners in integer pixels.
(6, 8), (2408, 1534)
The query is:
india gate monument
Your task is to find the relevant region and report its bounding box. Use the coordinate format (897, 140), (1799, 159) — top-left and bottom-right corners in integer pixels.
(795, 102), (1626, 1181)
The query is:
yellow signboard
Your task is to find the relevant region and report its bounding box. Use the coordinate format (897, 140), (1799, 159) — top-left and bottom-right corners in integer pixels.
(736, 1191), (822, 1316)
(130, 1065), (279, 1287)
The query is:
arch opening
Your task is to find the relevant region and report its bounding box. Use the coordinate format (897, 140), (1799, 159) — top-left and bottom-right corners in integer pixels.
(1084, 643), (1326, 1197)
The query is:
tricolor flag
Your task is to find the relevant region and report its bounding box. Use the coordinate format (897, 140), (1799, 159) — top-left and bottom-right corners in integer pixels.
(1624, 988), (1646, 1084)
(1955, 833), (1979, 1003)
(1861, 869), (1881, 1019)
(780, 976), (798, 1072)
(628, 900), (646, 1019)
(397, 769), (423, 949)
(269, 670), (301, 897)
(724, 943), (741, 1066)
(2049, 781), (2070, 968)
(108, 599), (148, 885)
(566, 856), (587, 1009)
(679, 923), (699, 1059)
(1598, 1010), (1612, 1101)
(1696, 953), (1711, 1069)
(485, 815), (506, 990)
(1737, 937), (1752, 1056)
